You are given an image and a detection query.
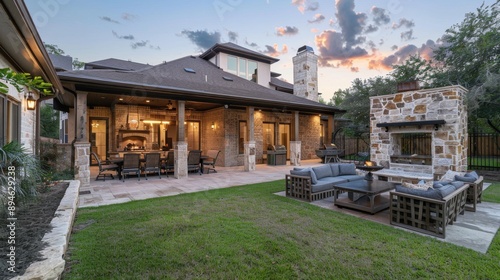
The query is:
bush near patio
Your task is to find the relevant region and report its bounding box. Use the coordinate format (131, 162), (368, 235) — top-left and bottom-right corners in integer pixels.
(64, 181), (500, 279)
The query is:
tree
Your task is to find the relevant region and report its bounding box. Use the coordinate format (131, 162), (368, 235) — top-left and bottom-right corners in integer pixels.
(432, 0), (500, 131)
(390, 55), (435, 87)
(44, 43), (85, 70)
(40, 104), (60, 139)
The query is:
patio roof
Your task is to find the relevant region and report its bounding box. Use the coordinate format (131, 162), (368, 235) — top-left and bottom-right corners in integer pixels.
(58, 55), (344, 115)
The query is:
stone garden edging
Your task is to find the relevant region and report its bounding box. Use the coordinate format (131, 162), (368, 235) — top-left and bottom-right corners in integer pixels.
(11, 180), (80, 280)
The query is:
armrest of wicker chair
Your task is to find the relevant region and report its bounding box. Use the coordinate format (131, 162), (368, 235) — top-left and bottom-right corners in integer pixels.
(285, 174), (313, 201)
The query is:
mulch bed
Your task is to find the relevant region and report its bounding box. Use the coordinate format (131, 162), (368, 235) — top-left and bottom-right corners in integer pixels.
(0, 182), (69, 279)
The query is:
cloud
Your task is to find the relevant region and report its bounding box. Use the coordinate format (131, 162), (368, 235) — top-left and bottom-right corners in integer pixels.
(308, 14), (325, 23)
(367, 40), (437, 70)
(276, 26), (299, 36)
(112, 31), (135, 40)
(100, 16), (120, 24)
(371, 7), (390, 25)
(262, 44), (288, 57)
(245, 39), (258, 48)
(392, 18), (415, 29)
(292, 0), (319, 13)
(181, 30), (221, 51)
(315, 30), (368, 66)
(351, 67), (359, 72)
(131, 40), (148, 49)
(228, 31), (238, 43)
(336, 0), (367, 47)
(311, 28), (319, 33)
(122, 13), (136, 21)
(364, 24), (378, 33)
(401, 30), (416, 41)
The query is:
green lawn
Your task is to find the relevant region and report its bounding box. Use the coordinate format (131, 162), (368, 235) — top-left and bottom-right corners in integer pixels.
(64, 181), (500, 279)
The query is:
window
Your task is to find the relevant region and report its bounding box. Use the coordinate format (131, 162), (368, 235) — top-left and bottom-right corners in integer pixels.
(8, 102), (20, 142)
(227, 56), (237, 75)
(263, 122), (275, 151)
(185, 121), (200, 150)
(239, 121), (247, 154)
(227, 55), (258, 82)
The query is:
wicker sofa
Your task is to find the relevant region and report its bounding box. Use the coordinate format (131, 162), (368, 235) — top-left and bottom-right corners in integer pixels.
(389, 181), (469, 238)
(285, 163), (364, 202)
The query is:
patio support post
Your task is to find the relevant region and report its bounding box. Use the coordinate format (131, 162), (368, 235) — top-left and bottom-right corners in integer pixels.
(290, 111), (301, 166)
(175, 100), (188, 179)
(73, 91), (90, 187)
(327, 115), (334, 144)
(244, 106), (256, 172)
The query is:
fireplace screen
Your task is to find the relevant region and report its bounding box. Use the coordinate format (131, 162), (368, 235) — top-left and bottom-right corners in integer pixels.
(391, 133), (432, 165)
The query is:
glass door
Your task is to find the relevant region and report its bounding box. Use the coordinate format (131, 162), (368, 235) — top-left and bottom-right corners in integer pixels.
(279, 123), (290, 159)
(90, 118), (108, 165)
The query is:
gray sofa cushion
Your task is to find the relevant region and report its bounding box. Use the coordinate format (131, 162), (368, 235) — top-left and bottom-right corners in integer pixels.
(317, 177), (348, 185)
(465, 171), (479, 180)
(395, 185), (442, 200)
(312, 165), (334, 180)
(449, 181), (465, 189)
(311, 181), (334, 193)
(339, 163), (357, 175)
(291, 168), (318, 184)
(329, 164), (341, 176)
(438, 184), (456, 198)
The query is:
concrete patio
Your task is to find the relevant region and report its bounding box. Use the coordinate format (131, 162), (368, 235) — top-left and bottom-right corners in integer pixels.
(81, 160), (499, 254)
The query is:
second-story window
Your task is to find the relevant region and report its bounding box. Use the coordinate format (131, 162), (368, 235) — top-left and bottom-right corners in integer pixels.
(227, 55), (258, 83)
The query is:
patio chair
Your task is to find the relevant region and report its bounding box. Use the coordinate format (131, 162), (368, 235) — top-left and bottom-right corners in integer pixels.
(187, 150), (202, 175)
(202, 150), (220, 173)
(161, 151), (174, 177)
(91, 152), (119, 181)
(144, 153), (161, 180)
(122, 153), (141, 182)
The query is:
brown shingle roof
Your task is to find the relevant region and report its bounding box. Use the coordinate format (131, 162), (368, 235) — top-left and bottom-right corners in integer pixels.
(58, 56), (343, 114)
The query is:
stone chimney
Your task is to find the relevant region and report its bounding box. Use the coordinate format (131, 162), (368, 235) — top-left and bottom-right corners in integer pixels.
(293, 45), (318, 102)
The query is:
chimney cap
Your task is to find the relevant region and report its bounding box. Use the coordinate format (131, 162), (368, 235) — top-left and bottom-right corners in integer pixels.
(297, 45), (314, 54)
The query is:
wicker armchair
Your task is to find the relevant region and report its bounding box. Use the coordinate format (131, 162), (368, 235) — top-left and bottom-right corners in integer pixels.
(202, 150), (220, 173)
(91, 152), (119, 181)
(187, 150), (202, 175)
(389, 183), (469, 238)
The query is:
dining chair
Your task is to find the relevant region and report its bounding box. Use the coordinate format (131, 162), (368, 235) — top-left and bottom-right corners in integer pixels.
(91, 152), (119, 181)
(161, 151), (175, 177)
(187, 150), (202, 175)
(144, 153), (161, 180)
(202, 150), (220, 173)
(121, 153), (141, 182)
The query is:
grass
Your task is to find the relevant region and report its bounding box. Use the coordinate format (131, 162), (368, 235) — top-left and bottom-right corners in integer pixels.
(64, 181), (500, 279)
(468, 156), (500, 168)
(483, 181), (500, 202)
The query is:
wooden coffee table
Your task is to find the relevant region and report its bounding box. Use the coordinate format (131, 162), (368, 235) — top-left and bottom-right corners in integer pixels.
(333, 180), (396, 214)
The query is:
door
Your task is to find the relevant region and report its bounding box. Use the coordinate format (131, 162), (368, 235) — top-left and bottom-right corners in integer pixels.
(279, 123), (290, 159)
(89, 118), (108, 164)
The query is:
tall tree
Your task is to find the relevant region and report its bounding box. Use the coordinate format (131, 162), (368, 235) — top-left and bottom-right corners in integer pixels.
(40, 104), (60, 139)
(44, 43), (85, 70)
(432, 0), (500, 131)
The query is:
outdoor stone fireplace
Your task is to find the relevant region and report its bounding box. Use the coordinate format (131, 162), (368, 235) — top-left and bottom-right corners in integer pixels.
(370, 85), (468, 177)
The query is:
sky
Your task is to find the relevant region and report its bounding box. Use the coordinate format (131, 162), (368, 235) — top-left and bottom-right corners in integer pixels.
(25, 0), (496, 102)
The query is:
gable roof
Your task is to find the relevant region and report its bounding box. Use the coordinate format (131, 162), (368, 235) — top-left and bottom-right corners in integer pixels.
(199, 42), (279, 64)
(85, 58), (151, 71)
(58, 55), (343, 115)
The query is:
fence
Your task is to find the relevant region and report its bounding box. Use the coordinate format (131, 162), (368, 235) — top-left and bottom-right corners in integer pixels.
(333, 129), (499, 171)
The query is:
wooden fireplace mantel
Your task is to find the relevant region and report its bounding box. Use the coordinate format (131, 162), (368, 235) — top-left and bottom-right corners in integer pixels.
(376, 120), (446, 132)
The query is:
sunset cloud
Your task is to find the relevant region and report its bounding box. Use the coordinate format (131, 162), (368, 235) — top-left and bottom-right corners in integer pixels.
(276, 26), (299, 36)
(308, 14), (325, 23)
(367, 40), (438, 70)
(292, 0), (319, 13)
(262, 44), (288, 57)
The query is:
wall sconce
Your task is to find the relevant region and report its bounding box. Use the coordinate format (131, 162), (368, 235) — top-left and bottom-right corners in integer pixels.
(211, 122), (215, 130)
(26, 92), (36, 110)
(166, 100), (173, 110)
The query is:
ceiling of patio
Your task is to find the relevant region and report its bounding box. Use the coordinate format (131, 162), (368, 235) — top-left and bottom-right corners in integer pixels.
(87, 92), (222, 111)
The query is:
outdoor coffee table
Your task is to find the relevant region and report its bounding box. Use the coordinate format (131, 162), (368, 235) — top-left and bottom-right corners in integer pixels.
(333, 180), (396, 214)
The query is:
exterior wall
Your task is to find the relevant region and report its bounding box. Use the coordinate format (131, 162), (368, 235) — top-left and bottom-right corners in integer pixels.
(201, 107), (226, 166)
(216, 52), (271, 89)
(0, 57), (36, 154)
(293, 51), (318, 102)
(370, 85), (468, 176)
(299, 114), (322, 159)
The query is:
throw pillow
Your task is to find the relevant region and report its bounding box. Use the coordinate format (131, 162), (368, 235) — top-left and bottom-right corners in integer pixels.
(402, 181), (432, 191)
(339, 163), (357, 175)
(312, 165), (333, 180)
(440, 170), (465, 182)
(290, 168), (317, 184)
(454, 175), (476, 183)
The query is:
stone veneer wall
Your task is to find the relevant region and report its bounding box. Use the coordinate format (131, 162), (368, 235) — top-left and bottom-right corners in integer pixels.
(201, 107), (226, 166)
(370, 85), (468, 176)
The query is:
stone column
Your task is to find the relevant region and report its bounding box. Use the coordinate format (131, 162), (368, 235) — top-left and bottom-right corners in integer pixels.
(244, 107), (256, 171)
(73, 92), (90, 187)
(175, 100), (188, 179)
(290, 111), (301, 166)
